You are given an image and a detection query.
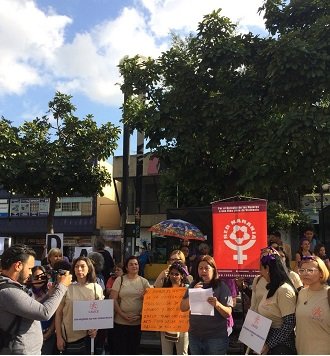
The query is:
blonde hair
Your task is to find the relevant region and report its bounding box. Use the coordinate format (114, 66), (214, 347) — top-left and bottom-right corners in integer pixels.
(48, 248), (62, 258)
(169, 250), (186, 264)
(300, 255), (329, 283)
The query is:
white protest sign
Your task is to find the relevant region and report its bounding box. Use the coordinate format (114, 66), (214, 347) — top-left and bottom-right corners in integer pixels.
(0, 237), (11, 255)
(46, 233), (64, 255)
(239, 309), (272, 354)
(73, 299), (114, 330)
(74, 246), (93, 259)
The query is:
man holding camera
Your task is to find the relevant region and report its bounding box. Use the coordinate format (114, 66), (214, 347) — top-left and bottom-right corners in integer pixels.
(0, 244), (72, 354)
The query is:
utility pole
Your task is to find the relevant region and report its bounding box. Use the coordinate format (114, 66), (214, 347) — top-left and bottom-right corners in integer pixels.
(135, 131), (144, 245)
(121, 92), (130, 262)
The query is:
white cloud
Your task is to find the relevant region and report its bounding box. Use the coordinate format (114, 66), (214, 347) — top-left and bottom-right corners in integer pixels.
(51, 6), (169, 106)
(0, 0), (71, 95)
(140, 0), (265, 36)
(0, 0), (266, 106)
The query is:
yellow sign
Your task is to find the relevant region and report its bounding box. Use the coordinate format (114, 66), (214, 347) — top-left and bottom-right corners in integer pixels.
(141, 287), (189, 332)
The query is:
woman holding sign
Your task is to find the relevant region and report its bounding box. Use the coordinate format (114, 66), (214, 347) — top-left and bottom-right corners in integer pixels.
(258, 247), (297, 355)
(158, 261), (190, 355)
(55, 256), (104, 355)
(110, 256), (150, 355)
(180, 255), (233, 354)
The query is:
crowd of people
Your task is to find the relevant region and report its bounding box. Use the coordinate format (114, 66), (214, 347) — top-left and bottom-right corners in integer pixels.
(0, 228), (329, 355)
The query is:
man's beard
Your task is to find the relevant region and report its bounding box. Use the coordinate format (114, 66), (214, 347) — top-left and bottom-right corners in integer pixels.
(17, 269), (27, 284)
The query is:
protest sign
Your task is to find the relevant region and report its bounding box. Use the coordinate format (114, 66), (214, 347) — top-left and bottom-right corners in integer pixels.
(73, 299), (114, 330)
(239, 309), (272, 354)
(141, 287), (189, 332)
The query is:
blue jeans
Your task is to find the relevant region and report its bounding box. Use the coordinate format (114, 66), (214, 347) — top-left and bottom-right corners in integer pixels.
(188, 334), (229, 355)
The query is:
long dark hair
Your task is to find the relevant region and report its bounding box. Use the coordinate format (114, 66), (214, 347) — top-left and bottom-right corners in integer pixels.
(163, 261), (189, 287)
(72, 256), (96, 283)
(31, 265), (48, 293)
(261, 254), (297, 298)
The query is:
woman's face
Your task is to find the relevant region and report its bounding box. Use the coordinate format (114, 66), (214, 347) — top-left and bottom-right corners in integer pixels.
(301, 240), (310, 251)
(260, 264), (270, 282)
(115, 267), (123, 277)
(169, 253), (183, 264)
(319, 247), (326, 256)
(298, 261), (322, 287)
(74, 260), (89, 281)
(126, 259), (139, 274)
(49, 253), (63, 267)
(32, 268), (45, 287)
(198, 261), (214, 283)
(169, 268), (182, 285)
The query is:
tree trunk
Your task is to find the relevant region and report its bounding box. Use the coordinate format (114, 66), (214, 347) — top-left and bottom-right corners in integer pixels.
(47, 195), (57, 234)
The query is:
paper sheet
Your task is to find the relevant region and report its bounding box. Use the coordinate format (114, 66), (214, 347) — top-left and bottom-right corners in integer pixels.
(189, 288), (214, 316)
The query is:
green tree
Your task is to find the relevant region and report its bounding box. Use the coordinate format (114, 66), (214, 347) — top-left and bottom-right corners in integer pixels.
(0, 92), (120, 233)
(119, 2), (330, 214)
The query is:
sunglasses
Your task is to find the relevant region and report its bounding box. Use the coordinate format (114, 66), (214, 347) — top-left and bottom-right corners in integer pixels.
(170, 272), (180, 277)
(301, 256), (316, 261)
(33, 272), (47, 281)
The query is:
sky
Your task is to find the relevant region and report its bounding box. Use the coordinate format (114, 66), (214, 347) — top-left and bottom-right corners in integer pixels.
(0, 0), (268, 158)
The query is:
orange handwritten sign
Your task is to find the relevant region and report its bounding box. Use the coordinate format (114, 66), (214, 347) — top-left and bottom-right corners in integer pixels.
(141, 287), (189, 332)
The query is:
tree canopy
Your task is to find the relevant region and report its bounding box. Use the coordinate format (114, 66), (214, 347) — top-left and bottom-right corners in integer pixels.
(0, 92), (120, 232)
(119, 0), (330, 219)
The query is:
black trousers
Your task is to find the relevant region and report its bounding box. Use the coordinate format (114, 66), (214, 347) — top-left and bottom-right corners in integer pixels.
(112, 323), (142, 355)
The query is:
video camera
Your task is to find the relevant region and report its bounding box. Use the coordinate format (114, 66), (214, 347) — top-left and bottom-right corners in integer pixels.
(26, 269), (69, 287)
(48, 269), (69, 281)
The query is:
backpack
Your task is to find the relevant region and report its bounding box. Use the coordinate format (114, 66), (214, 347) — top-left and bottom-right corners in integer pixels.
(0, 282), (22, 351)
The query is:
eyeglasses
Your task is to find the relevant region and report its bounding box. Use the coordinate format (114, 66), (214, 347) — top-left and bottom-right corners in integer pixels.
(170, 272), (180, 277)
(297, 268), (319, 275)
(170, 258), (182, 262)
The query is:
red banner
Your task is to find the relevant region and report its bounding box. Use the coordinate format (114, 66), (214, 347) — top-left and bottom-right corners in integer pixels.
(212, 200), (267, 277)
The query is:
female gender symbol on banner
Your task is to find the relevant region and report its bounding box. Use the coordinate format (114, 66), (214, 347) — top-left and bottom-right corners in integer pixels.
(224, 220), (256, 264)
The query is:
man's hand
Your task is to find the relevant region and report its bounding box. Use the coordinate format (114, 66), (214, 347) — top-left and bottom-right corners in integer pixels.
(58, 271), (72, 287)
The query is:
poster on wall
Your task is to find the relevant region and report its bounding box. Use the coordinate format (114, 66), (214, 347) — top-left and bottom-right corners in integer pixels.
(0, 199), (9, 217)
(212, 199), (267, 277)
(20, 199), (30, 216)
(10, 199), (20, 216)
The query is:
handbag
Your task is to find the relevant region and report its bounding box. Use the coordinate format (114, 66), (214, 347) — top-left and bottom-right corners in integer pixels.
(164, 332), (180, 343)
(117, 276), (124, 306)
(64, 337), (90, 355)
